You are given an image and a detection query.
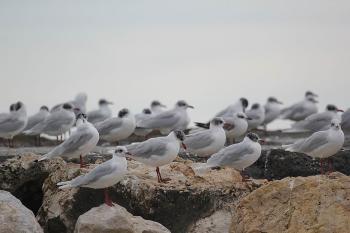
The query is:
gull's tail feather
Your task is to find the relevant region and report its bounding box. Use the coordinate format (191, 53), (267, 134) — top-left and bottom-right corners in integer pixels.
(194, 122), (210, 129)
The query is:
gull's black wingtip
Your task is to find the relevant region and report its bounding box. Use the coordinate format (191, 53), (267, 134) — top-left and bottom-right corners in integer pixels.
(194, 122), (210, 129)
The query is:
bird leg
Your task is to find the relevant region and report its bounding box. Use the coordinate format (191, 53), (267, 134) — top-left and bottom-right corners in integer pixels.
(320, 159), (324, 175)
(156, 167), (170, 183)
(240, 170), (250, 182)
(79, 155), (87, 168)
(104, 188), (114, 207)
(327, 158), (333, 174)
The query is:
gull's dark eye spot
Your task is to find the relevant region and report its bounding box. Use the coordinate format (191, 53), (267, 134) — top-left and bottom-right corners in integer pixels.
(116, 149), (123, 153)
(331, 123), (335, 127)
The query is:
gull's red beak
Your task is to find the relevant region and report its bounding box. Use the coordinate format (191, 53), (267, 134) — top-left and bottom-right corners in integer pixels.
(337, 109), (344, 112)
(182, 142), (187, 150)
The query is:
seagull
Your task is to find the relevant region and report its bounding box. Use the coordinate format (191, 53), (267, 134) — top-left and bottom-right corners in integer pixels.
(150, 100), (166, 114)
(51, 92), (88, 114)
(203, 132), (263, 181)
(215, 97), (249, 118)
(341, 108), (350, 133)
(137, 100), (194, 135)
(57, 146), (128, 207)
(96, 108), (136, 143)
(38, 113), (99, 167)
(262, 97), (283, 129)
(224, 112), (250, 144)
(126, 130), (186, 183)
(281, 91), (318, 121)
(134, 108), (153, 137)
(283, 119), (344, 174)
(184, 117), (227, 157)
(0, 101), (27, 147)
(24, 106), (50, 145)
(284, 104), (344, 133)
(246, 103), (265, 130)
(24, 103), (77, 142)
(87, 99), (113, 125)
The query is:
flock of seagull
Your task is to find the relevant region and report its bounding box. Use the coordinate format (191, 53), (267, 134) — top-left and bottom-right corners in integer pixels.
(1, 91), (349, 206)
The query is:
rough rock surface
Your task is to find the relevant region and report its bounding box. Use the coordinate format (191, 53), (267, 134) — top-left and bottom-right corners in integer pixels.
(36, 158), (262, 233)
(188, 210), (232, 233)
(74, 203), (170, 233)
(0, 153), (65, 214)
(0, 190), (43, 233)
(231, 172), (350, 233)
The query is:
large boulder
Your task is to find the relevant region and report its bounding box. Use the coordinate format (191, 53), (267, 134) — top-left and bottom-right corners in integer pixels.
(0, 190), (43, 233)
(231, 172), (350, 233)
(37, 159), (263, 233)
(74, 203), (170, 233)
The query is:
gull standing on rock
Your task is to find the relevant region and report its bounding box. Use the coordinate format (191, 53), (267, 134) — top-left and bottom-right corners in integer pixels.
(184, 118), (227, 157)
(57, 146), (128, 207)
(126, 130), (186, 183)
(202, 132), (263, 181)
(283, 119), (344, 174)
(281, 91), (318, 121)
(38, 113), (99, 167)
(284, 104), (343, 133)
(87, 99), (113, 125)
(24, 103), (76, 142)
(137, 100), (194, 135)
(150, 100), (166, 114)
(0, 101), (27, 147)
(246, 103), (265, 130)
(96, 108), (136, 143)
(262, 97), (283, 129)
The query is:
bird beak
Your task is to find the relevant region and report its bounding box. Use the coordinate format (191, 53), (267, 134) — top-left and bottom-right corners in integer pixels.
(313, 94), (319, 97)
(223, 123), (233, 130)
(337, 109), (344, 112)
(277, 100), (283, 104)
(181, 142), (187, 150)
(160, 104), (166, 108)
(73, 107), (80, 111)
(246, 117), (252, 120)
(107, 101), (114, 105)
(258, 139), (265, 144)
(187, 105), (194, 109)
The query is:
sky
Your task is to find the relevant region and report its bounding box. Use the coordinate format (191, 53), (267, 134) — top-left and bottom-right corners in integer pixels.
(1, 0), (350, 126)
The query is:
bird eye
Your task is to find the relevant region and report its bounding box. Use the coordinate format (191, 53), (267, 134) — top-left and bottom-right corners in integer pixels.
(331, 123), (335, 127)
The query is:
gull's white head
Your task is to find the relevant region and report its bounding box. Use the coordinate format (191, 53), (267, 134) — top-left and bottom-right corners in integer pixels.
(330, 119), (342, 130)
(175, 100), (194, 110)
(236, 112), (251, 121)
(151, 100), (166, 109)
(76, 113), (87, 126)
(113, 146), (130, 157)
(40, 105), (49, 112)
(267, 97), (283, 105)
(118, 108), (132, 118)
(98, 99), (113, 107)
(246, 132), (265, 144)
(326, 104), (344, 113)
(305, 91), (318, 98)
(210, 117), (225, 128)
(239, 97), (249, 111)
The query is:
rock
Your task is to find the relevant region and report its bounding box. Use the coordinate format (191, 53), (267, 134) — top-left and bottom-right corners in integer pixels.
(246, 149), (350, 180)
(231, 172), (350, 233)
(188, 210), (232, 233)
(0, 153), (66, 214)
(37, 159), (262, 233)
(0, 190), (43, 233)
(74, 203), (170, 233)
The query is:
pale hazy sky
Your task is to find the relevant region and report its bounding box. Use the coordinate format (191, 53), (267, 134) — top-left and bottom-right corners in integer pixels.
(1, 0), (350, 123)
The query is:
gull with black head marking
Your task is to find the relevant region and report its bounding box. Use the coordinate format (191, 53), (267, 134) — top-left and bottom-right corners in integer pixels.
(215, 97), (249, 118)
(281, 91), (318, 121)
(96, 108), (136, 143)
(200, 132), (264, 181)
(283, 119), (344, 174)
(184, 117), (228, 157)
(87, 99), (113, 124)
(0, 101), (27, 147)
(51, 92), (88, 114)
(262, 97), (283, 129)
(137, 100), (194, 135)
(134, 108), (153, 137)
(24, 103), (77, 142)
(57, 146), (128, 207)
(150, 100), (166, 114)
(285, 104), (344, 133)
(38, 113), (99, 167)
(246, 103), (265, 130)
(24, 105), (50, 146)
(126, 130), (186, 183)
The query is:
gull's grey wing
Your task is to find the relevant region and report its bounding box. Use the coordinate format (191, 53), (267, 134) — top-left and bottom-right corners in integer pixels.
(293, 112), (332, 131)
(207, 143), (254, 167)
(185, 131), (215, 150)
(71, 161), (116, 187)
(127, 138), (168, 158)
(281, 102), (305, 118)
(291, 131), (329, 154)
(137, 110), (179, 129)
(43, 113), (73, 131)
(246, 110), (261, 120)
(0, 115), (25, 133)
(87, 110), (104, 123)
(96, 118), (122, 135)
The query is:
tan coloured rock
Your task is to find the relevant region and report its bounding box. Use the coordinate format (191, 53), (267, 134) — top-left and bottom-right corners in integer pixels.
(188, 210), (232, 233)
(74, 203), (170, 233)
(37, 159), (262, 233)
(0, 190), (43, 233)
(231, 172), (350, 233)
